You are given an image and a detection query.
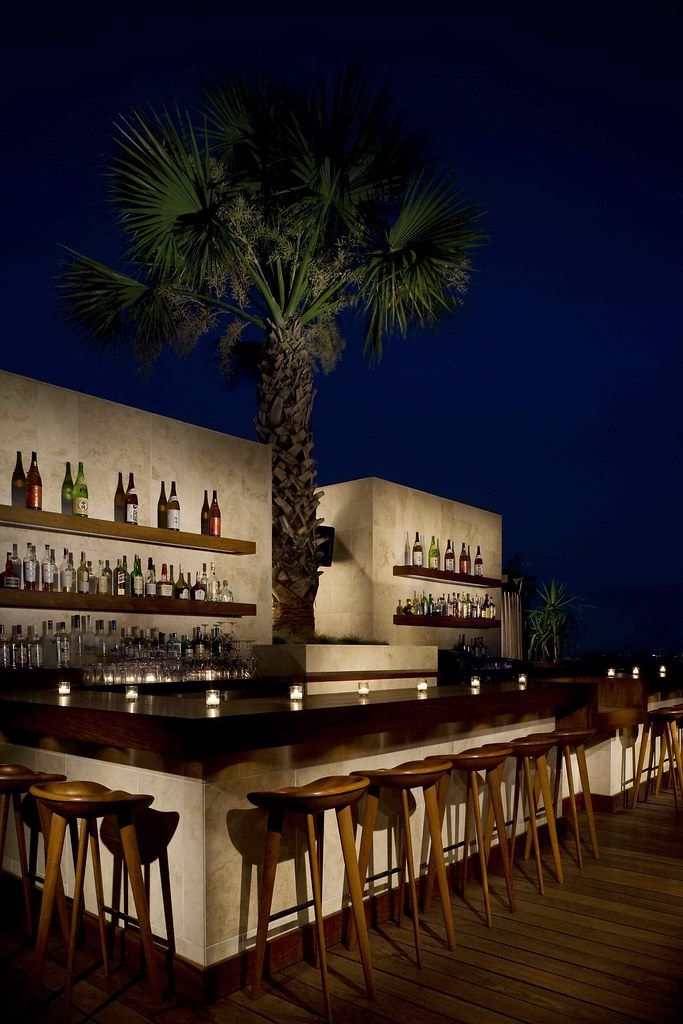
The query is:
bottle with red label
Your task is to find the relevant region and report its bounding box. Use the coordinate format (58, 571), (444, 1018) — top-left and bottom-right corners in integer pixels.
(209, 490), (221, 537)
(25, 451), (42, 510)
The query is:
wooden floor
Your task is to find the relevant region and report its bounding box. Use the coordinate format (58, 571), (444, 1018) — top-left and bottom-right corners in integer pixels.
(1, 793), (682, 1023)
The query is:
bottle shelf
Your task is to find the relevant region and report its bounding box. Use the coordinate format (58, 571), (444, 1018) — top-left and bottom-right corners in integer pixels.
(392, 565), (501, 589)
(0, 589), (256, 618)
(0, 505), (255, 556)
(393, 614), (500, 630)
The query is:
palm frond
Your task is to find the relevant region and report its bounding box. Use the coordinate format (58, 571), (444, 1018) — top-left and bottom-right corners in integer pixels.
(357, 175), (485, 359)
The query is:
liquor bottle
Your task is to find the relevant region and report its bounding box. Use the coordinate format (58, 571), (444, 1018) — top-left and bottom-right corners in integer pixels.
(55, 621), (71, 669)
(11, 451), (26, 508)
(3, 550), (19, 589)
(428, 536), (438, 570)
(61, 462), (74, 516)
(125, 473), (138, 525)
(41, 543), (55, 591)
(403, 532), (411, 566)
(60, 548), (73, 592)
(466, 544), (471, 574)
(489, 596), (496, 620)
(459, 543), (468, 574)
(474, 545), (483, 576)
(191, 570), (206, 601)
(114, 558), (127, 597)
(0, 625), (9, 669)
(121, 554), (131, 596)
(174, 565), (190, 599)
(25, 451), (42, 510)
(77, 551), (89, 594)
(209, 490), (221, 537)
(68, 551), (76, 591)
(207, 560), (220, 601)
(100, 559), (113, 596)
(131, 555), (144, 597)
(219, 579), (234, 603)
(201, 489), (210, 535)
(169, 564), (176, 590)
(87, 560), (97, 594)
(42, 620), (58, 669)
(444, 539), (455, 573)
(412, 532), (423, 567)
(114, 472), (126, 523)
(50, 549), (58, 591)
(72, 462), (88, 517)
(11, 625), (27, 669)
(11, 543), (22, 583)
(166, 481), (180, 531)
(23, 543), (38, 591)
(157, 481), (167, 528)
(70, 615), (84, 668)
(144, 557), (157, 597)
(156, 563), (173, 598)
(82, 615), (97, 666)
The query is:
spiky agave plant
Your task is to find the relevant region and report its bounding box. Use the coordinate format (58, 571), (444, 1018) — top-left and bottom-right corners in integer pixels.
(527, 580), (580, 663)
(60, 72), (484, 639)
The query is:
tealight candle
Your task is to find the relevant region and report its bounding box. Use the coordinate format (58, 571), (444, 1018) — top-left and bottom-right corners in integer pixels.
(125, 684), (139, 702)
(632, 666), (640, 678)
(518, 673), (527, 684)
(607, 667), (616, 678)
(358, 681), (370, 697)
(289, 683), (304, 701)
(58, 681), (70, 696)
(145, 672), (156, 684)
(416, 679), (428, 693)
(659, 665), (667, 676)
(205, 689), (220, 708)
(471, 675), (481, 687)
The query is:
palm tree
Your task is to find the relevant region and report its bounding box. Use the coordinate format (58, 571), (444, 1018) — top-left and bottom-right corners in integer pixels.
(60, 73), (484, 640)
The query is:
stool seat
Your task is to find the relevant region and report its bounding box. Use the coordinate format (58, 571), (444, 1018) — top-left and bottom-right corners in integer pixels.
(509, 735), (556, 759)
(351, 759), (452, 790)
(1, 764), (66, 793)
(248, 775), (369, 814)
(30, 780), (153, 818)
(543, 728), (594, 746)
(449, 746), (512, 771)
(649, 710), (683, 723)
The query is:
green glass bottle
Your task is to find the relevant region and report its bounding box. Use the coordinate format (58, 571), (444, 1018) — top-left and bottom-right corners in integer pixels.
(72, 462), (89, 518)
(131, 554), (144, 597)
(61, 462), (74, 516)
(428, 535), (439, 570)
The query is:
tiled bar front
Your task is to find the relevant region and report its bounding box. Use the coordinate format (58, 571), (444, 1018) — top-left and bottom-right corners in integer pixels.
(0, 682), (587, 973)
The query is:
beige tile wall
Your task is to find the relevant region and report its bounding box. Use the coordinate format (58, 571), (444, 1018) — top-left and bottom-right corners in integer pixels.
(0, 370), (272, 644)
(316, 477), (502, 652)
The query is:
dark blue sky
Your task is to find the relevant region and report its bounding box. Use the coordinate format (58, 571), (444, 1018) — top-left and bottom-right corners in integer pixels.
(2, 2), (681, 646)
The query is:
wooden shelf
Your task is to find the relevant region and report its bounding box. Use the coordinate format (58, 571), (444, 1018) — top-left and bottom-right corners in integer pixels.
(393, 614), (500, 629)
(0, 589), (256, 618)
(393, 565), (501, 588)
(0, 505), (255, 556)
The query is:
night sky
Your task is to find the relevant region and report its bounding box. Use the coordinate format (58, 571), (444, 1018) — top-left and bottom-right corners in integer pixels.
(2, 2), (681, 653)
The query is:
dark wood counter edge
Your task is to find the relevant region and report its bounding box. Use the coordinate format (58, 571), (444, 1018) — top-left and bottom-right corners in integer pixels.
(0, 681), (593, 770)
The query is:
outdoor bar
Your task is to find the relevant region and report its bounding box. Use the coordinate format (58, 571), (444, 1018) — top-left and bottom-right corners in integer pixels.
(1, 368), (681, 1020)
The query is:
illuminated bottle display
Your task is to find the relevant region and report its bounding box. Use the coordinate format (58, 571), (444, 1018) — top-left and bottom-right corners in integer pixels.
(459, 542), (468, 574)
(201, 489), (210, 535)
(157, 481), (167, 528)
(428, 536), (439, 570)
(25, 451), (42, 510)
(72, 462), (88, 517)
(412, 532), (423, 567)
(444, 539), (455, 572)
(125, 473), (138, 525)
(209, 490), (221, 537)
(166, 481), (180, 531)
(11, 452), (26, 509)
(114, 472), (126, 523)
(61, 462), (74, 516)
(474, 545), (483, 576)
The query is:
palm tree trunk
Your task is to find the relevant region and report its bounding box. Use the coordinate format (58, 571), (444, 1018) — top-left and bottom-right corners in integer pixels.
(256, 322), (321, 641)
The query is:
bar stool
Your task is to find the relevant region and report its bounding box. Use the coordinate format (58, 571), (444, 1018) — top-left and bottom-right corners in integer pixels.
(631, 708), (683, 809)
(0, 765), (67, 937)
(423, 746), (515, 926)
(508, 735), (563, 893)
(349, 759), (456, 965)
(100, 807), (179, 991)
(653, 708), (683, 796)
(30, 781), (162, 1021)
(532, 729), (599, 867)
(248, 775), (375, 1024)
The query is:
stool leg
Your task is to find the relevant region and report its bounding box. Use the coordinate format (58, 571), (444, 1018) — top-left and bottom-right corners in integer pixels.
(665, 724), (683, 806)
(669, 723), (683, 799)
(312, 812), (324, 969)
(523, 770), (541, 861)
(306, 812), (332, 1024)
(563, 745), (583, 868)
(336, 804), (375, 1000)
(654, 735), (666, 795)
(118, 810), (162, 1002)
(251, 807), (283, 999)
(422, 770), (449, 912)
(109, 852), (123, 961)
(462, 777), (473, 889)
(399, 790), (421, 966)
(661, 729), (678, 812)
(12, 793), (34, 936)
(32, 811), (67, 991)
(468, 772), (492, 927)
(35, 800), (70, 947)
(0, 794), (9, 873)
(158, 848), (176, 993)
(487, 767), (516, 913)
(644, 726), (659, 801)
(509, 759), (522, 866)
(397, 809), (406, 928)
(575, 743), (599, 860)
(347, 787), (379, 951)
(64, 818), (89, 1020)
(537, 755), (563, 884)
(88, 820), (110, 977)
(522, 757), (544, 895)
(631, 721), (650, 808)
(423, 781), (456, 950)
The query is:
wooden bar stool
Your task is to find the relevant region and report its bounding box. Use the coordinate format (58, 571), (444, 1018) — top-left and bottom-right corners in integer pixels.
(100, 806), (179, 992)
(423, 746), (515, 926)
(248, 775), (375, 1024)
(349, 759), (456, 965)
(533, 729), (599, 867)
(508, 735), (564, 893)
(0, 765), (67, 937)
(631, 709), (683, 809)
(30, 781), (162, 1021)
(652, 707), (683, 797)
